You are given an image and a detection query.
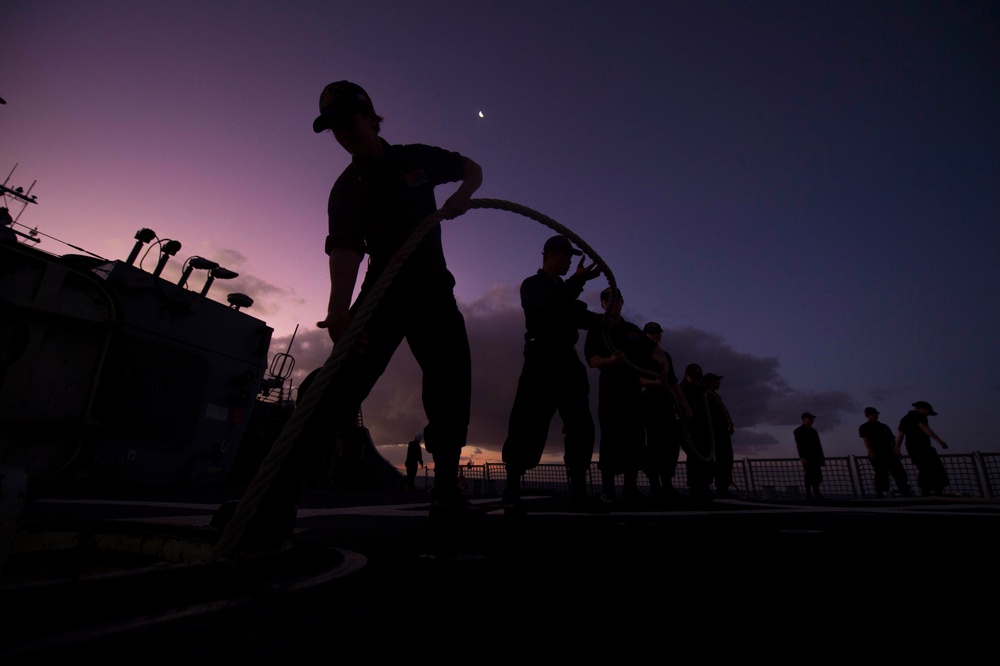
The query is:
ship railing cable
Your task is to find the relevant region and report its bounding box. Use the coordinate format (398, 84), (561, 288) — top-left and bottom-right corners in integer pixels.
(211, 198), (699, 559)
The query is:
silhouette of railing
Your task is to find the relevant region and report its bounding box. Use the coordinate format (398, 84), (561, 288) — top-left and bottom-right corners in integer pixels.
(417, 452), (1000, 500)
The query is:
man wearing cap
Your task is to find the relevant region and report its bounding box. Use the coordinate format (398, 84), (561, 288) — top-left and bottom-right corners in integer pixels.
(638, 322), (691, 506)
(704, 373), (736, 498)
(400, 431), (425, 492)
(501, 235), (603, 514)
(680, 363), (715, 503)
(896, 401), (949, 496)
(794, 412), (825, 499)
(249, 80), (483, 536)
(859, 407), (912, 498)
(586, 288), (655, 508)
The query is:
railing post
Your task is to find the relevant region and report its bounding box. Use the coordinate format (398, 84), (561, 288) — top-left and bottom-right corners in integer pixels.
(979, 452), (996, 498)
(847, 454), (860, 499)
(745, 458), (757, 499)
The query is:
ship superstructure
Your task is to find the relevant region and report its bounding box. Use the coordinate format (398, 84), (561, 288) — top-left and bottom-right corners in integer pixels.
(1, 167), (273, 490)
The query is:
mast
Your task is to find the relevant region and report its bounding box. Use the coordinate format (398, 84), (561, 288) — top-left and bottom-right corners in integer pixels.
(1, 163), (40, 243)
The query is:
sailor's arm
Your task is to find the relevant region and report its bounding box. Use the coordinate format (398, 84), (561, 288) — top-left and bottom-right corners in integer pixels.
(317, 247), (362, 344)
(919, 423), (949, 449)
(437, 157), (483, 220)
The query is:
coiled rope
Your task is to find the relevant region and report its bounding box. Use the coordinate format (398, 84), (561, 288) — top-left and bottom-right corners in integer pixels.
(211, 198), (703, 559)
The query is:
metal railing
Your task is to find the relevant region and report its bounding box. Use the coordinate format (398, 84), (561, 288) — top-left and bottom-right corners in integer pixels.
(421, 452), (1000, 500)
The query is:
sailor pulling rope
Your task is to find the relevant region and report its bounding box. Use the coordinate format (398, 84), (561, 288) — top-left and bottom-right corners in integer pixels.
(211, 198), (706, 559)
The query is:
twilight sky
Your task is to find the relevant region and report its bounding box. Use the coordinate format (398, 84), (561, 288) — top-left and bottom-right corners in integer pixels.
(4, 1), (999, 469)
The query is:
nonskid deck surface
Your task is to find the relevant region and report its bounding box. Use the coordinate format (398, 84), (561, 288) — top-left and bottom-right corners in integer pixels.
(3, 489), (997, 663)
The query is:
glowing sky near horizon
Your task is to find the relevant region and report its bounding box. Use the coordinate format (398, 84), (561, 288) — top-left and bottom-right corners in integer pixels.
(3, 1), (998, 467)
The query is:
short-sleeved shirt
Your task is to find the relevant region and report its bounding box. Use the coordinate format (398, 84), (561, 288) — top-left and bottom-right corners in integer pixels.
(859, 420), (895, 450)
(794, 425), (824, 463)
(520, 271), (601, 347)
(326, 139), (465, 293)
(636, 345), (677, 386)
(584, 319), (651, 393)
(405, 438), (423, 466)
(898, 410), (931, 449)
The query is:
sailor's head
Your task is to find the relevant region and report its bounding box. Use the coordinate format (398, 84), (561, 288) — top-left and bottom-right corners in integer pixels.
(313, 80), (383, 134)
(542, 235), (582, 258)
(600, 287), (622, 305)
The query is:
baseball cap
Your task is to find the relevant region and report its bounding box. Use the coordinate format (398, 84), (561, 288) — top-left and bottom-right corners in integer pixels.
(703, 373), (723, 383)
(542, 235), (582, 256)
(600, 287), (622, 302)
(313, 81), (376, 133)
(643, 322), (663, 334)
(912, 401), (938, 415)
(864, 407), (879, 416)
(801, 412), (817, 419)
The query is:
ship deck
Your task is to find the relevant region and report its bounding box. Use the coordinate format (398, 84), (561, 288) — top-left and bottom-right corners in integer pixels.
(3, 488), (998, 663)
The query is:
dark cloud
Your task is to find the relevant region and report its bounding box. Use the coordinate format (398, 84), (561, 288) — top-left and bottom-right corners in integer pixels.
(266, 288), (861, 464)
(758, 390), (857, 430)
(729, 429), (782, 456)
(652, 326), (857, 424)
(652, 324), (856, 453)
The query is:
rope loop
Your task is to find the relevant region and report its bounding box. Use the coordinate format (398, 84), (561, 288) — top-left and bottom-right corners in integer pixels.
(211, 198), (706, 559)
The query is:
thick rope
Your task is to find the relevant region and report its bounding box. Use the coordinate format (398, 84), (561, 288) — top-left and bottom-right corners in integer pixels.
(211, 198), (702, 559)
(476, 201), (710, 465)
(468, 199), (652, 375)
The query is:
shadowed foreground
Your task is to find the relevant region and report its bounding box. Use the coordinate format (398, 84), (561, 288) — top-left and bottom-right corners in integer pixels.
(2, 489), (997, 664)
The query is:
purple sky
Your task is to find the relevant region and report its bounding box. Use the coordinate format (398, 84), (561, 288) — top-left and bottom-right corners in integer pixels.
(4, 1), (999, 468)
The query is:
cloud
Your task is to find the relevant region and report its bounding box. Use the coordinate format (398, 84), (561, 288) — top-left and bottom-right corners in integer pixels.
(197, 243), (307, 319)
(263, 287), (860, 465)
(206, 246), (248, 268)
(652, 324), (856, 454)
(728, 429), (784, 456)
(757, 390), (857, 430)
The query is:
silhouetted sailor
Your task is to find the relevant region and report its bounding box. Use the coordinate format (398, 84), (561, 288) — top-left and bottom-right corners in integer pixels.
(243, 80), (483, 548)
(585, 287), (652, 509)
(680, 363), (714, 504)
(859, 407), (912, 498)
(794, 412), (825, 500)
(704, 373), (735, 498)
(896, 401), (949, 496)
(638, 322), (691, 506)
(401, 431), (424, 491)
(501, 235), (604, 515)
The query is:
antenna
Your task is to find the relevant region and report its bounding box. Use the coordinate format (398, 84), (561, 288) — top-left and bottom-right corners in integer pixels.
(227, 293), (253, 311)
(262, 324), (299, 400)
(1, 163), (40, 234)
(270, 324), (298, 378)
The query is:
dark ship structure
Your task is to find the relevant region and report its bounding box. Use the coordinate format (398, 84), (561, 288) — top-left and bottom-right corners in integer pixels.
(0, 165), (402, 494)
